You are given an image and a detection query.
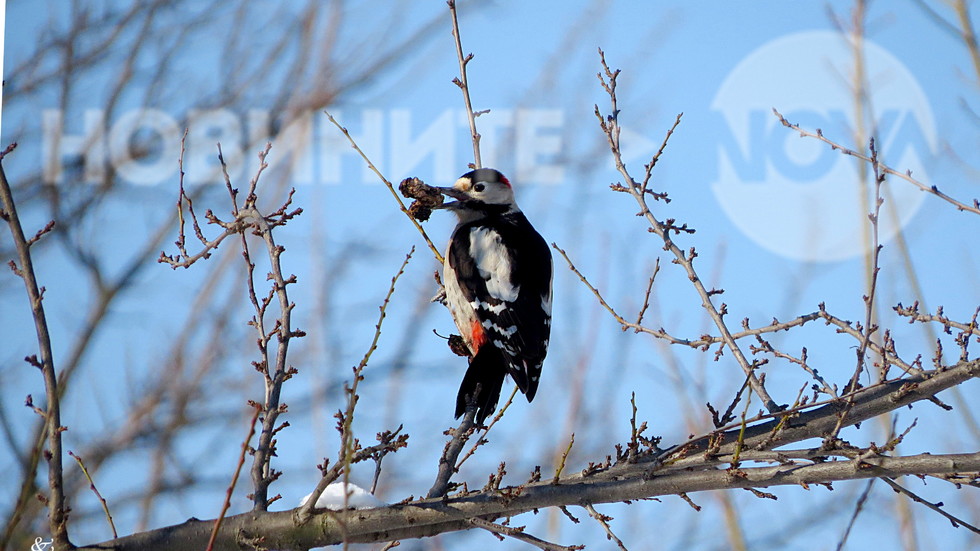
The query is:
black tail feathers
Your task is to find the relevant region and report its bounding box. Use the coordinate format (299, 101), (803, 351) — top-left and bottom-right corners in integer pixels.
(455, 345), (507, 424)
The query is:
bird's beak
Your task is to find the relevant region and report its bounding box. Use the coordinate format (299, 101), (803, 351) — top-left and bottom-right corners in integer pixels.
(434, 186), (467, 209)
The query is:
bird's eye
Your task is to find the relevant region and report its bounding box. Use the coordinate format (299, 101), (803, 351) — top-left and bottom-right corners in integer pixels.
(473, 183), (486, 192)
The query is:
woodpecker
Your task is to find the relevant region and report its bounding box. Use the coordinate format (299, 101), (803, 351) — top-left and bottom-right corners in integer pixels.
(435, 168), (553, 424)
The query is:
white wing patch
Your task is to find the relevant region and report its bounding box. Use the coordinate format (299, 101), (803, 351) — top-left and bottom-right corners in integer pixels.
(470, 298), (507, 315)
(481, 319), (518, 337)
(469, 227), (520, 302)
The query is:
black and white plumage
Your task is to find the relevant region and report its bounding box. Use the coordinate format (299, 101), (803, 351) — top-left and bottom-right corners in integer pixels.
(436, 168), (553, 424)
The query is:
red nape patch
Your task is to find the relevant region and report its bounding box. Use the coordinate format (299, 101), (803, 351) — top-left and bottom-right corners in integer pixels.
(469, 320), (487, 349)
(498, 173), (511, 188)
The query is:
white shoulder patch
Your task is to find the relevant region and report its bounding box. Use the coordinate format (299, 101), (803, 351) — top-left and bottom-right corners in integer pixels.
(541, 290), (553, 316)
(541, 255), (554, 315)
(469, 227), (520, 302)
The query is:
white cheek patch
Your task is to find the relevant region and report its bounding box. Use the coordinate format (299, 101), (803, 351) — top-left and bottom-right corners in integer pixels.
(469, 227), (520, 302)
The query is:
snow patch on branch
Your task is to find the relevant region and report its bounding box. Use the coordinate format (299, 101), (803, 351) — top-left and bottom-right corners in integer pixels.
(299, 482), (387, 510)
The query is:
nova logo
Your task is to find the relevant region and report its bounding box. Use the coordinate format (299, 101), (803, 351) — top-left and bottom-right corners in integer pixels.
(710, 31), (936, 261)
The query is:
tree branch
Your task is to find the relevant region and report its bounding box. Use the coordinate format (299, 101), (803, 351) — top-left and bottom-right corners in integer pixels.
(447, 0), (483, 168)
(0, 157), (72, 550)
(426, 407), (478, 498)
(772, 108), (980, 215)
(78, 450), (980, 551)
(593, 50), (779, 413)
(323, 111), (445, 264)
(79, 360), (980, 550)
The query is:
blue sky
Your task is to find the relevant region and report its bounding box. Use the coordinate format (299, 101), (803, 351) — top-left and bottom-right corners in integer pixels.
(2, 2), (979, 549)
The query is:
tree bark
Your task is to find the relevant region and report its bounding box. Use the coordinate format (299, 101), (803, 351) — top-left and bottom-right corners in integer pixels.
(77, 359), (980, 551)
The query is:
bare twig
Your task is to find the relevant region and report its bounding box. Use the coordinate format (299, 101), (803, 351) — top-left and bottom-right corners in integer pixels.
(773, 108), (980, 215)
(882, 478), (980, 534)
(323, 112), (444, 263)
(447, 0), (483, 168)
(370, 427), (403, 496)
(634, 259), (660, 326)
(9, 135), (218, 548)
(216, 143), (240, 216)
(158, 133), (246, 269)
(550, 250), (828, 350)
(469, 517), (583, 551)
(0, 142), (16, 162)
(751, 339), (838, 399)
(0, 159), (71, 549)
(677, 492), (702, 512)
(626, 393), (641, 462)
(583, 503), (628, 550)
(836, 479), (875, 551)
(69, 451), (117, 539)
(207, 405), (261, 551)
(455, 386), (519, 470)
(299, 250), (415, 521)
(852, 137), (885, 388)
(160, 143), (305, 511)
(237, 145), (304, 512)
(593, 50), (778, 412)
(816, 306), (922, 376)
(340, 250), (412, 509)
(553, 433), (575, 484)
(826, 136), (888, 444)
(730, 387), (753, 466)
(953, 0), (980, 83)
(895, 301), (980, 336)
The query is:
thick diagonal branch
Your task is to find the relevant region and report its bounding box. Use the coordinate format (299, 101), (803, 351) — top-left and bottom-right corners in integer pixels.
(79, 451), (980, 551)
(80, 360), (980, 550)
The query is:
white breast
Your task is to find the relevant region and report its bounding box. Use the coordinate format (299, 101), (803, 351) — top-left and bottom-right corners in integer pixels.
(469, 227), (520, 302)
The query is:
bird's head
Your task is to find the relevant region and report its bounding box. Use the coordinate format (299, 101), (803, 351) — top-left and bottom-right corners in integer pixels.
(437, 168), (518, 218)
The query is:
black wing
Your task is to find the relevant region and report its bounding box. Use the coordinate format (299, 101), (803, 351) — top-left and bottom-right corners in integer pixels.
(448, 213), (552, 401)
